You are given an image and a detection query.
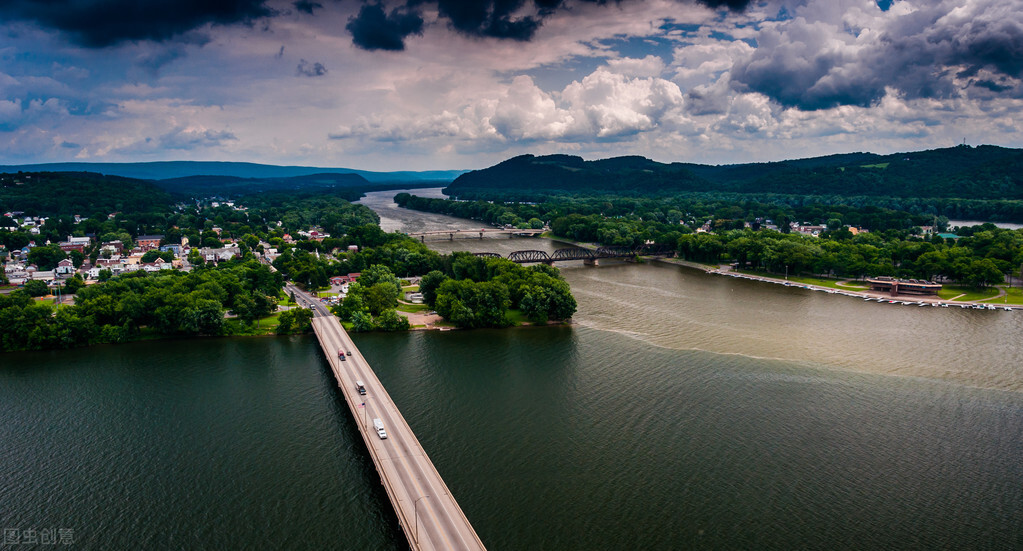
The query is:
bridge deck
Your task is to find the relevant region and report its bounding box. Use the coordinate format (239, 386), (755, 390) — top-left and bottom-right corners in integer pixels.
(288, 284), (486, 551)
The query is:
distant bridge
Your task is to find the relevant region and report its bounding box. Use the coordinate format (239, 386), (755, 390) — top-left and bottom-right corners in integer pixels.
(476, 244), (675, 265)
(407, 228), (545, 242)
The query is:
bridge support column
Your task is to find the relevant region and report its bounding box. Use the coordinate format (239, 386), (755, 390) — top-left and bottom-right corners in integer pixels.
(584, 258), (598, 266)
(479, 232), (483, 239)
(420, 235), (424, 243)
(449, 233), (453, 241)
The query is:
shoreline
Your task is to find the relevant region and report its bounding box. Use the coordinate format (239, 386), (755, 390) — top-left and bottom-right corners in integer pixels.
(655, 257), (1022, 311)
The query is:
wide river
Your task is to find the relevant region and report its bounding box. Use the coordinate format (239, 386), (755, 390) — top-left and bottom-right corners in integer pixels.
(2, 189), (1021, 549)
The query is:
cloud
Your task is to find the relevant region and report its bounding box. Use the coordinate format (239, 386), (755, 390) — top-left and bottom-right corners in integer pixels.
(158, 127), (238, 150)
(0, 0), (275, 47)
(293, 0), (323, 15)
(346, 3), (425, 51)
(729, 0), (1023, 110)
(296, 59), (328, 77)
(346, 0), (755, 51)
(606, 55), (667, 78)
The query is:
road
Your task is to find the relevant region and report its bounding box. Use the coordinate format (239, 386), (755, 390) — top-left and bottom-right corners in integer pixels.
(285, 283), (486, 551)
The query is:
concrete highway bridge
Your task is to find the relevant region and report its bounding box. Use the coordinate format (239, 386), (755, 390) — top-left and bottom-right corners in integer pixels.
(407, 228), (545, 241)
(475, 244), (676, 265)
(286, 283), (486, 551)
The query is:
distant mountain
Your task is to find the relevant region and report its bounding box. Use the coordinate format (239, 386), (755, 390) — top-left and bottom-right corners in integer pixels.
(445, 145), (1023, 200)
(0, 161), (466, 183)
(152, 172), (373, 196)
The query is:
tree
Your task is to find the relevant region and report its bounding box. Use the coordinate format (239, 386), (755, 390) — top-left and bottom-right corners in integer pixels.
(434, 279), (510, 328)
(97, 269), (113, 282)
(28, 245), (66, 270)
(63, 274), (85, 294)
(376, 309), (410, 331)
(357, 264), (402, 295)
(364, 282), (398, 315)
(418, 270), (448, 307)
(24, 279), (49, 297)
(349, 311), (376, 332)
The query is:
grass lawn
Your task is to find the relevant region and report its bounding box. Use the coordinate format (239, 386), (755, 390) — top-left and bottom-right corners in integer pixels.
(981, 286), (1023, 305)
(938, 285), (1001, 301)
(317, 291), (338, 298)
(735, 270), (863, 290)
(402, 285), (420, 292)
(396, 302), (430, 313)
(226, 312), (282, 336)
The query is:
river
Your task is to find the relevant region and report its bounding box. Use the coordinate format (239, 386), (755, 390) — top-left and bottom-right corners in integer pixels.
(1, 189), (1021, 550)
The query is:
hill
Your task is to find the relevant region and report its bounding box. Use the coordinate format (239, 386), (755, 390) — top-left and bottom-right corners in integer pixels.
(444, 145), (1023, 200)
(0, 172), (172, 217)
(0, 161), (466, 183)
(152, 172), (373, 196)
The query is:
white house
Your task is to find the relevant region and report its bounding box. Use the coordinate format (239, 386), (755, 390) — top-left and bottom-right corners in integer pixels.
(55, 258), (75, 275)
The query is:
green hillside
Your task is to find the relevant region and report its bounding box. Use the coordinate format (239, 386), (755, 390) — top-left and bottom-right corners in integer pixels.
(0, 172), (172, 217)
(445, 145), (1023, 200)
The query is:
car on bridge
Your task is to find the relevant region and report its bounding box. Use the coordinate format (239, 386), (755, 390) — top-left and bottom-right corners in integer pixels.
(373, 418), (387, 439)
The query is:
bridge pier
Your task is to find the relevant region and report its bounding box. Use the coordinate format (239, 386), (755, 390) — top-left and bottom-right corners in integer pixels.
(583, 258), (598, 266)
(479, 232), (483, 239)
(449, 233), (453, 241)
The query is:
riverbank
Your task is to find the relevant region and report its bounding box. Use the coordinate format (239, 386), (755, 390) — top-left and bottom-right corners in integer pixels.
(656, 256), (1022, 311)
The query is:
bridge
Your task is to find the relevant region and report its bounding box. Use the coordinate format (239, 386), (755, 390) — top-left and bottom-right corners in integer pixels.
(286, 283), (486, 551)
(476, 244), (676, 265)
(407, 228), (545, 242)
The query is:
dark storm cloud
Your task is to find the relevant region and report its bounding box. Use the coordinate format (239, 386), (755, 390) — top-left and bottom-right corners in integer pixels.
(293, 0), (324, 14)
(346, 3), (425, 51)
(296, 58), (328, 76)
(729, 1), (1023, 111)
(0, 0), (275, 47)
(347, 0), (753, 50)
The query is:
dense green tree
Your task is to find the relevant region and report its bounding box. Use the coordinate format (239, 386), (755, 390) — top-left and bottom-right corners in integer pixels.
(376, 309), (411, 331)
(24, 280), (49, 297)
(28, 245), (66, 270)
(418, 270), (448, 307)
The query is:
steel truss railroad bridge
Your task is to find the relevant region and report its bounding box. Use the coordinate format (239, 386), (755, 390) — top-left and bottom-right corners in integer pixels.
(474, 244), (675, 264)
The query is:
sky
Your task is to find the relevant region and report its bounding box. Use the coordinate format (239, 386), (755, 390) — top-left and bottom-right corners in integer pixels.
(1, 0), (1021, 171)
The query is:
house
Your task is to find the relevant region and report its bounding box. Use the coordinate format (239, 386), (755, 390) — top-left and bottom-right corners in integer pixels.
(31, 270), (55, 281)
(200, 245), (241, 263)
(136, 235), (164, 250)
(159, 244), (181, 257)
(101, 241), (124, 254)
(55, 258), (76, 275)
(59, 241), (86, 253)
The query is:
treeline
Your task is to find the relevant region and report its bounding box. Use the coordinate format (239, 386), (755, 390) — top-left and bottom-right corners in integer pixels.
(395, 192), (935, 241)
(0, 260), (286, 352)
(680, 226), (1022, 286)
